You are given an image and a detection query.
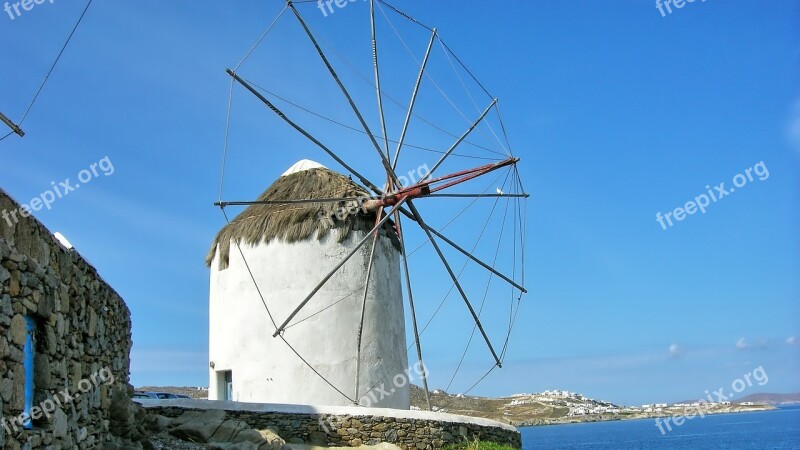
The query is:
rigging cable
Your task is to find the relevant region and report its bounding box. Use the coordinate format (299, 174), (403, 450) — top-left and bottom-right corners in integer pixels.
(376, 0), (518, 162)
(404, 167), (509, 261)
(217, 0), (529, 406)
(415, 168), (514, 338)
(220, 5), (288, 202)
(438, 38), (509, 156)
(313, 31), (506, 157)
(445, 175), (512, 392)
(19, 0), (93, 126)
(243, 78), (500, 162)
(360, 167), (515, 397)
(375, 2), (489, 147)
(219, 207), (357, 404)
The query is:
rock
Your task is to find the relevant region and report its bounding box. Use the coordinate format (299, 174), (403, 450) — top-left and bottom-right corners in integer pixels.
(37, 291), (56, 317)
(209, 419), (249, 442)
(259, 428), (287, 450)
(88, 308), (97, 337)
(8, 270), (20, 296)
(149, 414), (173, 431)
(104, 444), (142, 450)
(9, 314), (26, 346)
(52, 408), (69, 438)
(208, 442), (261, 450)
(232, 428), (266, 444)
(33, 353), (51, 389)
(285, 443), (402, 450)
(170, 409), (228, 443)
(171, 410), (204, 427)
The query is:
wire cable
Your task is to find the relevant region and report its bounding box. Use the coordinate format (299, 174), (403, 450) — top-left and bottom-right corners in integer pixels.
(244, 78), (500, 162)
(313, 22), (506, 157)
(19, 0), (93, 125)
(438, 38), (509, 156)
(445, 177), (511, 392)
(233, 5), (288, 72)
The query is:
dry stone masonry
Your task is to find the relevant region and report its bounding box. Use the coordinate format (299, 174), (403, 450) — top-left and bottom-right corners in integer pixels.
(141, 401), (521, 450)
(0, 188), (135, 449)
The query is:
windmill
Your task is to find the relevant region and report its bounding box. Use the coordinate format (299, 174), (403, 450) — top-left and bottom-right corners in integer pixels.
(208, 0), (528, 411)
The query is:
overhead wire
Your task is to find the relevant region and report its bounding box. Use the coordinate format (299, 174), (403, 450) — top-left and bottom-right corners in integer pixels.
(19, 0), (93, 126)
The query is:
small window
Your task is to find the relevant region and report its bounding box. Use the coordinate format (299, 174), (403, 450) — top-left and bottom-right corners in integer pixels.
(22, 316), (35, 429)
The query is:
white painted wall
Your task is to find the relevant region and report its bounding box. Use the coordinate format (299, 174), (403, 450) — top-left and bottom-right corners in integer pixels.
(208, 230), (409, 409)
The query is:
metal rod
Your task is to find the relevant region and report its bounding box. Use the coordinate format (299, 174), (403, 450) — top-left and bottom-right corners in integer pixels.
(424, 193), (529, 198)
(226, 69), (382, 196)
(215, 197), (363, 207)
(427, 159), (516, 195)
(418, 219), (526, 293)
(391, 27), (437, 171)
(288, 2), (401, 188)
(370, 0), (391, 159)
(382, 157), (517, 204)
(406, 200), (502, 367)
(397, 215), (432, 410)
(417, 158), (517, 187)
(355, 210), (384, 401)
(0, 112), (24, 137)
(422, 99), (497, 183)
(273, 197), (408, 337)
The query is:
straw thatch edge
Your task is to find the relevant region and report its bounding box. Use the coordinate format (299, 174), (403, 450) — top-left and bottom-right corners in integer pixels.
(207, 168), (399, 270)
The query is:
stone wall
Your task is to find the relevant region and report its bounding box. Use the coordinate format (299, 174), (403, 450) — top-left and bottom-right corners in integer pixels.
(141, 400), (521, 450)
(0, 188), (133, 449)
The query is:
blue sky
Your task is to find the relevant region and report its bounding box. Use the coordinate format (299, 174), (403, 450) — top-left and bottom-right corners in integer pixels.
(1, 1), (798, 406)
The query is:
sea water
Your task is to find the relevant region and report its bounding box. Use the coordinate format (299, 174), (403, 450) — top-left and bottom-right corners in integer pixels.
(521, 405), (800, 449)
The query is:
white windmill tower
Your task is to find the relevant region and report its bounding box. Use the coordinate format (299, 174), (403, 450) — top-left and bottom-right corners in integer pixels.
(208, 0), (528, 411)
(207, 160), (409, 408)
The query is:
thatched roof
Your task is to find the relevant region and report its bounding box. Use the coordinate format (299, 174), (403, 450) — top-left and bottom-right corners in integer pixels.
(207, 165), (399, 270)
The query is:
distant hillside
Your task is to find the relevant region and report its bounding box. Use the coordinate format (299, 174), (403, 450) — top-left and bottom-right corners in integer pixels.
(735, 393), (800, 404)
(137, 385), (774, 426)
